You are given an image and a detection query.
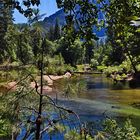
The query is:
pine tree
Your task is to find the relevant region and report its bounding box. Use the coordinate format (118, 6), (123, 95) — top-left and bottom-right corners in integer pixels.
(0, 0), (13, 63)
(48, 25), (54, 41)
(17, 26), (33, 65)
(30, 24), (43, 58)
(54, 18), (61, 40)
(4, 25), (18, 62)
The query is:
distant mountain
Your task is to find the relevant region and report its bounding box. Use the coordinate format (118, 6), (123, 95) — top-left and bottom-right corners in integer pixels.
(40, 9), (65, 30)
(40, 9), (106, 38)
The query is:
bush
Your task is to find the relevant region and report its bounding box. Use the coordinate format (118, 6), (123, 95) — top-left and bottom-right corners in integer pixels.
(0, 70), (18, 82)
(64, 64), (75, 73)
(27, 66), (38, 75)
(76, 65), (84, 72)
(45, 66), (57, 75)
(91, 59), (99, 69)
(97, 65), (107, 72)
(136, 64), (140, 71)
(64, 119), (140, 140)
(103, 119), (140, 140)
(55, 67), (65, 75)
(45, 64), (75, 75)
(103, 66), (121, 76)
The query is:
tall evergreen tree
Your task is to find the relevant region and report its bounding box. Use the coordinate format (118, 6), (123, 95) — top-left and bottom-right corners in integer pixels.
(4, 25), (18, 62)
(0, 0), (13, 63)
(30, 24), (43, 58)
(17, 26), (33, 64)
(85, 40), (95, 64)
(48, 25), (54, 41)
(54, 18), (61, 40)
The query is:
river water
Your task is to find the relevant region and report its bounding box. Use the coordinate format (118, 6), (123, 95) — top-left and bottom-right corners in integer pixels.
(15, 74), (140, 139)
(55, 74), (140, 129)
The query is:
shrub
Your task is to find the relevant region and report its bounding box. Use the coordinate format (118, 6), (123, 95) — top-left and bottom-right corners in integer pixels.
(103, 119), (140, 140)
(97, 65), (107, 72)
(27, 66), (38, 75)
(45, 66), (57, 75)
(55, 66), (65, 75)
(103, 66), (121, 76)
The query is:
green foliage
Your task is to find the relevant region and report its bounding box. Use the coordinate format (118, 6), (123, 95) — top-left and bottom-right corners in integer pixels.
(54, 18), (61, 40)
(64, 119), (140, 140)
(65, 130), (93, 140)
(0, 1), (13, 63)
(90, 42), (112, 69)
(47, 123), (65, 137)
(44, 39), (57, 56)
(17, 27), (34, 64)
(0, 70), (19, 83)
(99, 0), (140, 71)
(5, 0), (40, 17)
(0, 118), (11, 137)
(119, 59), (132, 72)
(2, 0), (140, 139)
(4, 25), (18, 62)
(91, 59), (99, 69)
(44, 54), (75, 75)
(45, 66), (57, 75)
(55, 67), (65, 75)
(103, 58), (133, 77)
(57, 37), (84, 66)
(136, 64), (140, 71)
(48, 25), (55, 41)
(104, 66), (121, 75)
(97, 66), (107, 72)
(57, 0), (99, 52)
(0, 71), (44, 138)
(45, 63), (75, 75)
(47, 19), (61, 41)
(76, 65), (84, 72)
(30, 24), (43, 58)
(85, 40), (95, 64)
(103, 119), (140, 140)
(44, 55), (63, 75)
(27, 65), (39, 75)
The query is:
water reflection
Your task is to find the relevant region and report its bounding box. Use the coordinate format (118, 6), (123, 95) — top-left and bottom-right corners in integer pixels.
(55, 74), (140, 129)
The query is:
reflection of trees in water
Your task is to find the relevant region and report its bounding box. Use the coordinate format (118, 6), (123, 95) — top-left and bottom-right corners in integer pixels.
(63, 78), (87, 98)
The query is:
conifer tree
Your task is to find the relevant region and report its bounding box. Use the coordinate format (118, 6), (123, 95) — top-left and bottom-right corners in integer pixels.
(54, 18), (61, 40)
(48, 25), (54, 41)
(4, 25), (18, 62)
(0, 0), (13, 63)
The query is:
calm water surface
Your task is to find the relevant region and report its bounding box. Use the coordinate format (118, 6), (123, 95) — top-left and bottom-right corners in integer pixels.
(55, 74), (140, 129)
(16, 74), (140, 139)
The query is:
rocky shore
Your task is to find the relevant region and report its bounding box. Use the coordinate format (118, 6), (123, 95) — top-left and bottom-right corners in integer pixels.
(4, 72), (72, 93)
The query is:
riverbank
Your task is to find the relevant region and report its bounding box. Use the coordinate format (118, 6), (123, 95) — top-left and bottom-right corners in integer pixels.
(0, 72), (72, 93)
(109, 71), (140, 88)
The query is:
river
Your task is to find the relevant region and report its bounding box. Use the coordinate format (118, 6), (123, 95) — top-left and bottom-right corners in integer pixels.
(12, 74), (140, 139)
(54, 74), (140, 130)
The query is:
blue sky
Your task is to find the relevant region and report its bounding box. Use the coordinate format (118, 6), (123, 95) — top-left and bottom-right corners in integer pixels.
(14, 0), (59, 23)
